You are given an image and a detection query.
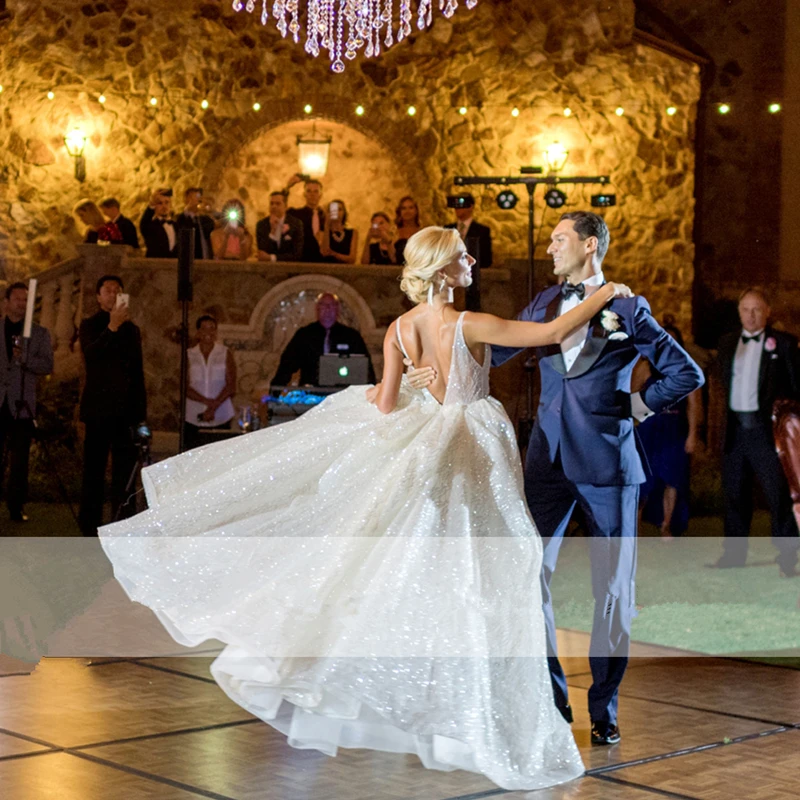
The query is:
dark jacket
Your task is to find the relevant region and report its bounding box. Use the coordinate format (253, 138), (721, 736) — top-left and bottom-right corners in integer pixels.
(79, 310), (147, 424)
(445, 219), (493, 268)
(175, 212), (215, 260)
(287, 206), (325, 262)
(140, 207), (178, 258)
(273, 321), (375, 386)
(256, 215), (305, 262)
(0, 321), (53, 419)
(492, 287), (705, 486)
(114, 214), (140, 249)
(717, 326), (800, 452)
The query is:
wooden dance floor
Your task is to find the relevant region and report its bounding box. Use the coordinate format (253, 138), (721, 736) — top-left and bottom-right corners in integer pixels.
(1, 631), (798, 800)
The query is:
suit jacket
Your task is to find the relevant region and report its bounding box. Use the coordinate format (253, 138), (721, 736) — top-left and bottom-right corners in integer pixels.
(175, 212), (215, 260)
(256, 216), (304, 262)
(0, 321), (54, 420)
(79, 310), (147, 424)
(140, 207), (178, 258)
(114, 214), (140, 249)
(445, 219), (493, 268)
(492, 286), (705, 485)
(717, 327), (800, 452)
(273, 321), (376, 386)
(287, 206), (325, 262)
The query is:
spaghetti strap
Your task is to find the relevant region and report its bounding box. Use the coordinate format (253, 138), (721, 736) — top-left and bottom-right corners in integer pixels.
(395, 319), (412, 363)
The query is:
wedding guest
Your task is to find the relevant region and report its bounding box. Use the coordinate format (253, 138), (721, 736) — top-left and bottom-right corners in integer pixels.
(139, 189), (177, 258)
(184, 315), (237, 451)
(272, 293), (375, 386)
(711, 287), (800, 575)
(74, 199), (123, 244)
(210, 199), (254, 260)
(0, 282), (54, 523)
(636, 318), (703, 540)
(444, 193), (493, 268)
(774, 399), (800, 533)
(320, 199), (358, 264)
(286, 176), (325, 262)
(361, 212), (396, 265)
(176, 187), (215, 260)
(99, 197), (140, 249)
(78, 275), (147, 536)
(256, 191), (304, 262)
(393, 195), (422, 265)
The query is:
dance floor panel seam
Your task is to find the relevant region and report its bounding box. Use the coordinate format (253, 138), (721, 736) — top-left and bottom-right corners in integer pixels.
(130, 659), (218, 684)
(591, 773), (703, 800)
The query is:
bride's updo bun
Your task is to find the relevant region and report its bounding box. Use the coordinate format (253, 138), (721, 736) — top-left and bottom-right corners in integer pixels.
(400, 227), (463, 304)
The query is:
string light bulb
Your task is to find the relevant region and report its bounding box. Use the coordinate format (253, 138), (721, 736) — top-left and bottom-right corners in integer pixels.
(149, 97), (158, 106)
(563, 107), (572, 117)
(303, 104), (313, 114)
(253, 102), (261, 111)
(47, 91), (55, 100)
(511, 107), (519, 117)
(355, 105), (364, 116)
(768, 103), (782, 114)
(615, 106), (625, 116)
(717, 103), (731, 115)
(98, 94), (106, 104)
(459, 106), (467, 115)
(666, 106), (677, 116)
(407, 106), (416, 116)
(201, 99), (209, 110)
(0, 85), (5, 94)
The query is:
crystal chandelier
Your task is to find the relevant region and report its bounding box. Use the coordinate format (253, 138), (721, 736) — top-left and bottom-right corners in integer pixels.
(231, 0), (478, 73)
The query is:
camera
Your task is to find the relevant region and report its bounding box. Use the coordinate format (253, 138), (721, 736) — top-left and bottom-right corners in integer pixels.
(328, 202), (340, 221)
(446, 194), (475, 210)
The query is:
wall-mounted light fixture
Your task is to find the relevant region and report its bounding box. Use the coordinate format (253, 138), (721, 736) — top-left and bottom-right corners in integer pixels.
(297, 123), (332, 178)
(64, 127), (87, 182)
(544, 141), (569, 174)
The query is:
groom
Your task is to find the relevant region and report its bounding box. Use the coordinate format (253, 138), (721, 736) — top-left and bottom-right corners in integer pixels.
(490, 212), (704, 744)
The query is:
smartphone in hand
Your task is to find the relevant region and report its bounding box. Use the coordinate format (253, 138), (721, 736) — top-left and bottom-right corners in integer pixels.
(116, 293), (130, 309)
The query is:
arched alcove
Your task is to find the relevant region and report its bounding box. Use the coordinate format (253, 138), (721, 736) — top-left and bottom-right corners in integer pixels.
(213, 118), (417, 245)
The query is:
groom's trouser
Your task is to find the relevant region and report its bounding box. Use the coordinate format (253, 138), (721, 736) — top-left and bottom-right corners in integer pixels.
(525, 450), (638, 725)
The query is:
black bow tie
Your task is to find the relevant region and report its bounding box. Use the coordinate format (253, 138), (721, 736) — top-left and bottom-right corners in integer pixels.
(561, 282), (586, 300)
(157, 218), (174, 226)
(741, 333), (762, 345)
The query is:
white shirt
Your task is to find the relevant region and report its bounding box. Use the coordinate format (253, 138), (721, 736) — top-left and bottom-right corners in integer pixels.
(730, 329), (764, 412)
(558, 271), (652, 422)
(185, 343), (235, 426)
(269, 216), (286, 244)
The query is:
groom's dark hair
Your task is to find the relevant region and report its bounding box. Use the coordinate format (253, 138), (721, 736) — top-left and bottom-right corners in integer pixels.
(560, 211), (610, 263)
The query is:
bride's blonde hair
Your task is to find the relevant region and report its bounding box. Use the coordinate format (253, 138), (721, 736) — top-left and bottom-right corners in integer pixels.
(400, 227), (463, 304)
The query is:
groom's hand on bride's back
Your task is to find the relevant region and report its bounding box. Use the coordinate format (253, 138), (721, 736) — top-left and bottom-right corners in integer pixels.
(405, 359), (437, 390)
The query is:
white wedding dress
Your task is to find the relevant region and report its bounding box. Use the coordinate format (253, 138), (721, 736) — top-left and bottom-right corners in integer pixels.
(99, 312), (583, 791)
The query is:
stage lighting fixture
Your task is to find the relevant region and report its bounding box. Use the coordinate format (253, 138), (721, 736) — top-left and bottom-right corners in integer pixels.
(496, 190), (519, 210)
(591, 194), (617, 208)
(544, 188), (567, 209)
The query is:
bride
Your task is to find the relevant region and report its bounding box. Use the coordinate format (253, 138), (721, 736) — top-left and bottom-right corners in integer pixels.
(99, 227), (631, 791)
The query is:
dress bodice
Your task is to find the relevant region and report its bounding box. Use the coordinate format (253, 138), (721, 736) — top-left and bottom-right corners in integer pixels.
(397, 311), (490, 406)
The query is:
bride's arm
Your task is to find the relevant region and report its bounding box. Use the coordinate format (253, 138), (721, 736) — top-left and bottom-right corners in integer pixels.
(463, 283), (630, 349)
(372, 321), (406, 414)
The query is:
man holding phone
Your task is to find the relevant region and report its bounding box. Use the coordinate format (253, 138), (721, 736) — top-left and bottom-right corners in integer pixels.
(78, 275), (147, 536)
(286, 175), (326, 262)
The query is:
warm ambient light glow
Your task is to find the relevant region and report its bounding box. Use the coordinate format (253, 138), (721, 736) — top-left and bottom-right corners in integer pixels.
(666, 106), (677, 116)
(304, 104), (313, 114)
(407, 106), (416, 116)
(511, 107), (519, 117)
(98, 95), (106, 104)
(718, 103), (731, 114)
(355, 105), (364, 116)
(615, 106), (624, 116)
(544, 141), (569, 174)
(768, 103), (782, 113)
(64, 128), (87, 157)
(253, 102), (261, 111)
(459, 106), (467, 115)
(201, 99), (209, 109)
(149, 97), (158, 106)
(563, 107), (572, 117)
(47, 91), (55, 100)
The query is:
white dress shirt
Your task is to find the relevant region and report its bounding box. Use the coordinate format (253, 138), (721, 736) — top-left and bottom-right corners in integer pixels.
(730, 329), (764, 412)
(269, 215), (286, 244)
(558, 271), (652, 422)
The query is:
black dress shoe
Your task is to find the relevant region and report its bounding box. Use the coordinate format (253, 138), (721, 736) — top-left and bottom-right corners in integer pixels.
(557, 703), (573, 724)
(706, 557), (745, 569)
(591, 721), (621, 745)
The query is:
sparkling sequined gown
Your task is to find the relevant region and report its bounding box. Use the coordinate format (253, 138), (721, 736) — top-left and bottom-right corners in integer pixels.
(99, 312), (583, 791)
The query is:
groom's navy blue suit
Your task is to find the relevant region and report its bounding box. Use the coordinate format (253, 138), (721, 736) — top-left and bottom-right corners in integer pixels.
(493, 283), (704, 725)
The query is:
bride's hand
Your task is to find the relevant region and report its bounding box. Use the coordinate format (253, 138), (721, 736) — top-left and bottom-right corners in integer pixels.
(406, 360), (437, 390)
(609, 282), (633, 299)
(366, 384), (381, 404)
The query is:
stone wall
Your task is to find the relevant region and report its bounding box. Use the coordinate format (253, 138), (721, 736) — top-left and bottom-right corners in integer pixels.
(0, 0), (701, 332)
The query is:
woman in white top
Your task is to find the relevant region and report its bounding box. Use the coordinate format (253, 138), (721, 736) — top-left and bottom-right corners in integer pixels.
(184, 315), (237, 450)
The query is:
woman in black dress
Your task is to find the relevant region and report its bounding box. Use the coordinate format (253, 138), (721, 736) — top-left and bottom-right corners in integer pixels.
(361, 212), (396, 264)
(320, 199), (358, 264)
(393, 195), (422, 266)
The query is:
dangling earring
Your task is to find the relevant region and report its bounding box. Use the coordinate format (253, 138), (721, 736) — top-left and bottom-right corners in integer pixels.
(440, 278), (454, 303)
(427, 282), (435, 305)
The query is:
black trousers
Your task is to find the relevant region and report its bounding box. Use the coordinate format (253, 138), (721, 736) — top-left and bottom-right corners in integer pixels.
(79, 419), (138, 536)
(0, 402), (34, 515)
(723, 419), (799, 569)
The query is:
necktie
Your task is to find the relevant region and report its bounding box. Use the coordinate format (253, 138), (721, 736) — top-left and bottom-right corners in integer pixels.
(323, 329), (331, 354)
(741, 334), (762, 345)
(561, 281), (586, 300)
(457, 222), (466, 239)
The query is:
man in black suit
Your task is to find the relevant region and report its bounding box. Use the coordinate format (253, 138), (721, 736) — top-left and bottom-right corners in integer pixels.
(256, 191), (304, 262)
(285, 177), (325, 262)
(445, 193), (493, 269)
(140, 189), (177, 258)
(78, 275), (147, 536)
(712, 287), (800, 575)
(175, 188), (215, 260)
(272, 293), (375, 386)
(99, 197), (140, 249)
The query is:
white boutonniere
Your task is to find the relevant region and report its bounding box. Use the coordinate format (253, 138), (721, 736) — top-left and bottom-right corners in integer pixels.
(765, 337), (777, 353)
(600, 309), (621, 333)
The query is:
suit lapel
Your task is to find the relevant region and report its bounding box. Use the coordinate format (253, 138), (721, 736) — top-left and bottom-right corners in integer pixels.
(540, 289), (567, 375)
(757, 328), (772, 406)
(566, 313), (611, 378)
